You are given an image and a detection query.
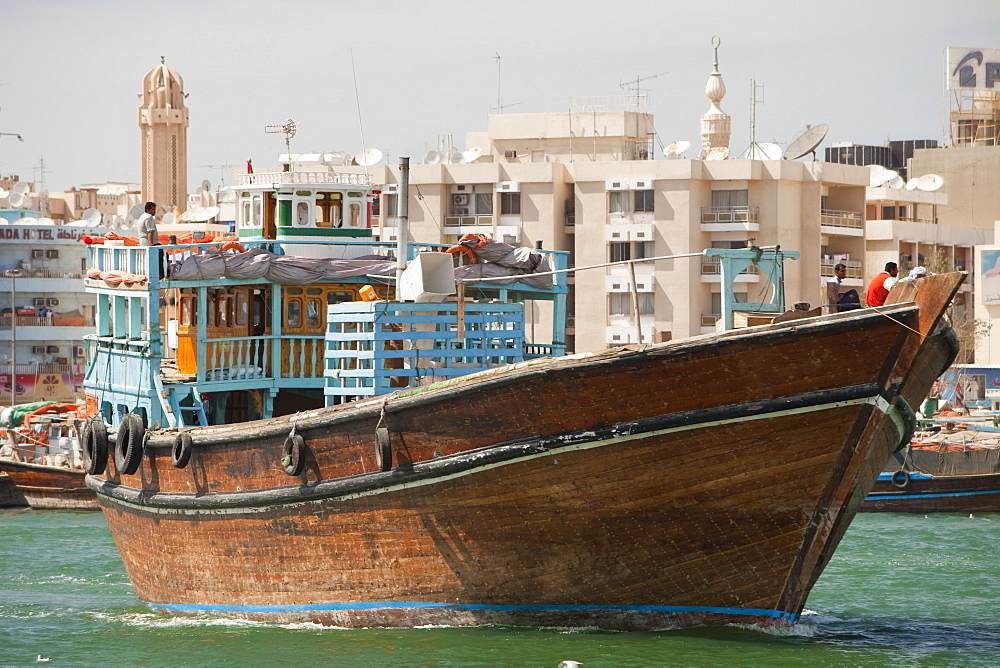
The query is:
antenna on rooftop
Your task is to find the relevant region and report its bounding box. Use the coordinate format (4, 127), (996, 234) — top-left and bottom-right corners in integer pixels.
(493, 52), (502, 114)
(619, 70), (668, 111)
(265, 119), (299, 171)
(743, 79), (769, 159)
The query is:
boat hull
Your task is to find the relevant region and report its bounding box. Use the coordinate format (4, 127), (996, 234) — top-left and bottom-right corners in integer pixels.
(862, 447), (1000, 513)
(0, 472), (28, 508)
(0, 460), (98, 510)
(87, 273), (965, 629)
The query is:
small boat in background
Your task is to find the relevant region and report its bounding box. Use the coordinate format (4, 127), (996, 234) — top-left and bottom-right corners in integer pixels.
(0, 402), (97, 510)
(862, 438), (1000, 513)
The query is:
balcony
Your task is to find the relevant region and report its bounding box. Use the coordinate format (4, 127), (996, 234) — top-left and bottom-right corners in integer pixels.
(819, 258), (864, 281)
(444, 215), (494, 228)
(700, 258), (759, 283)
(1, 314), (95, 328)
(820, 209), (864, 236)
(701, 206), (759, 232)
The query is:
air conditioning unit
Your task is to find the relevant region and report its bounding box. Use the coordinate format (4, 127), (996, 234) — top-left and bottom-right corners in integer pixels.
(606, 180), (629, 191)
(504, 150), (517, 159)
(381, 184), (399, 194)
(47, 298), (59, 306)
(452, 194), (470, 206)
(54, 357), (68, 365)
(32, 249), (44, 259)
(497, 181), (520, 193)
(46, 345), (59, 354)
(33, 297), (46, 307)
(46, 250), (59, 259)
(74, 345), (85, 357)
(32, 346), (45, 355)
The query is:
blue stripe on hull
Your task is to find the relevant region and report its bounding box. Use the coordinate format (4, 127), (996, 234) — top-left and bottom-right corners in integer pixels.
(148, 600), (799, 622)
(867, 488), (1000, 500)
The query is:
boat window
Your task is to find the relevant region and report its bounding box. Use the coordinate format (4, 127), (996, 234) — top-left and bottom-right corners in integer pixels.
(252, 196), (263, 227)
(295, 201), (310, 227)
(235, 292), (248, 326)
(217, 296), (231, 328)
(207, 296), (216, 327)
(306, 299), (320, 328)
(347, 203), (360, 228)
(306, 287), (322, 295)
(241, 200), (251, 228)
(287, 299), (301, 327)
(181, 297), (193, 326)
(287, 287), (303, 295)
(327, 291), (354, 304)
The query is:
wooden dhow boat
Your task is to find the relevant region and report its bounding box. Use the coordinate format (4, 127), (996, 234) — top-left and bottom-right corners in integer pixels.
(80, 159), (966, 630)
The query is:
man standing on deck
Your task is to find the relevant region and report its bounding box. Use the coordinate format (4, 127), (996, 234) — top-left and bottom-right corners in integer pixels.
(137, 201), (159, 246)
(865, 262), (899, 307)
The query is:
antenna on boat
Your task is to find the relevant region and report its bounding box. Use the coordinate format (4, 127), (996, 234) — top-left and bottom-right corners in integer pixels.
(350, 48), (371, 180)
(265, 119), (298, 172)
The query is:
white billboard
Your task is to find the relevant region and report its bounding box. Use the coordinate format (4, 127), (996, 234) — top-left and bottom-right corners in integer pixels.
(947, 47), (1000, 91)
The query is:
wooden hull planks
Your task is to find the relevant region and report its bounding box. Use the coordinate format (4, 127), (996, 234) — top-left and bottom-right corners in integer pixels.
(0, 461), (98, 511)
(87, 273), (966, 629)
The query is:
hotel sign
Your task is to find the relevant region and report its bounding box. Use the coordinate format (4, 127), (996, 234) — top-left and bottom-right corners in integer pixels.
(947, 47), (1000, 91)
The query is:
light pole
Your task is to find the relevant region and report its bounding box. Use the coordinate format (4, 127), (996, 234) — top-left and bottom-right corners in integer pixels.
(0, 132), (24, 142)
(5, 269), (20, 408)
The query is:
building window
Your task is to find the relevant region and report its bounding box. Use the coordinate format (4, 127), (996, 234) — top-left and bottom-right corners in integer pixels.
(609, 242), (630, 263)
(609, 241), (654, 263)
(500, 192), (521, 215)
(634, 190), (654, 213)
(383, 193), (398, 217)
(609, 191), (629, 214)
(608, 293), (654, 316)
(712, 189), (748, 208)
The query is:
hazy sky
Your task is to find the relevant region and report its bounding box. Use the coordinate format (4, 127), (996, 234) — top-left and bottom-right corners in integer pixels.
(1, 0), (998, 194)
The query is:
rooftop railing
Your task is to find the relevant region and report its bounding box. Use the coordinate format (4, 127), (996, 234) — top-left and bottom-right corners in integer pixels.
(820, 209), (864, 229)
(234, 171), (372, 187)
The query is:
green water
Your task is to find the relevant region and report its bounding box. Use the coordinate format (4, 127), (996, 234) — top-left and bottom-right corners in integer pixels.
(1, 510), (997, 666)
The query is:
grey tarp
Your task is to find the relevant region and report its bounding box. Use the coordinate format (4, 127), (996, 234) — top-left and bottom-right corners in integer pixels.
(168, 250), (397, 285)
(455, 241), (553, 289)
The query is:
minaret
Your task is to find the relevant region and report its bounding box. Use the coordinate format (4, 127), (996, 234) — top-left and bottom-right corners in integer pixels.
(138, 57), (188, 208)
(700, 36), (731, 156)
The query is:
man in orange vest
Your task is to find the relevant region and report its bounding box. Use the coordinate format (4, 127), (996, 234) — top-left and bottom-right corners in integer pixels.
(865, 262), (899, 307)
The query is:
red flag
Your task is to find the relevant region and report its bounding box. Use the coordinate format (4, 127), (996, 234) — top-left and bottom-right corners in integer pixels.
(247, 159), (253, 174)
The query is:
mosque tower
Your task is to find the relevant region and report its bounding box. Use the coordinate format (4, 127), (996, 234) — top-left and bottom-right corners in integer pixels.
(699, 36), (731, 155)
(138, 57), (188, 208)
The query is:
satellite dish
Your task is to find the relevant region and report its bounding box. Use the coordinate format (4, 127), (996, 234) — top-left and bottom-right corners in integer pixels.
(705, 146), (730, 161)
(355, 147), (384, 166)
(886, 175), (905, 189)
(674, 140), (692, 156)
(424, 149), (442, 165)
(0, 188), (8, 198)
(784, 124), (829, 160)
(449, 151), (464, 164)
(129, 203), (145, 219)
(461, 147), (483, 163)
(205, 206), (220, 219)
(663, 142), (678, 159)
(867, 165), (898, 188)
(916, 173), (944, 192)
(8, 192), (26, 207)
(82, 208), (101, 225)
(161, 212), (176, 225)
(12, 182), (29, 195)
(114, 215), (126, 229)
(102, 213), (114, 226)
(202, 179), (212, 192)
(340, 154), (353, 166)
(905, 177), (919, 191)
